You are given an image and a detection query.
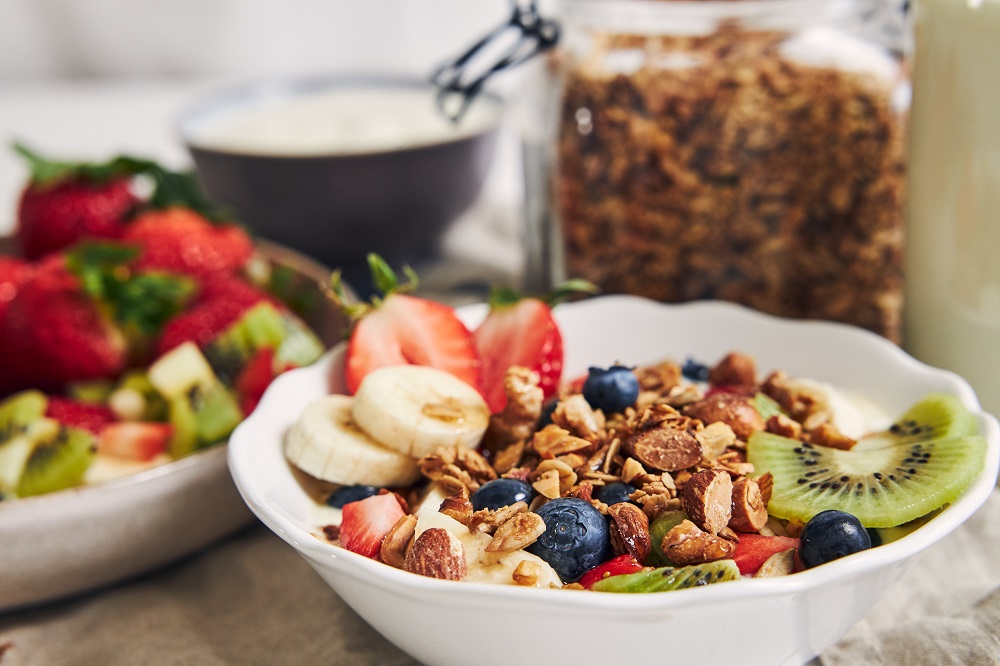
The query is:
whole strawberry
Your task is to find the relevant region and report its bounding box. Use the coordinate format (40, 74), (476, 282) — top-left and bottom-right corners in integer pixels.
(14, 144), (139, 260)
(0, 257), (32, 323)
(122, 207), (253, 282)
(0, 243), (195, 393)
(155, 277), (275, 356)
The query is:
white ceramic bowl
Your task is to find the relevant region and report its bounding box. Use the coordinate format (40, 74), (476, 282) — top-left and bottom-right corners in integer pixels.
(0, 240), (347, 611)
(228, 296), (1000, 666)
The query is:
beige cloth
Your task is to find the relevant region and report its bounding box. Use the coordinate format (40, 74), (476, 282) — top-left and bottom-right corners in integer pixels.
(2, 488), (999, 665)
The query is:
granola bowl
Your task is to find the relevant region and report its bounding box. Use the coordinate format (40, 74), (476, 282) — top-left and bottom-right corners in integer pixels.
(228, 295), (1000, 666)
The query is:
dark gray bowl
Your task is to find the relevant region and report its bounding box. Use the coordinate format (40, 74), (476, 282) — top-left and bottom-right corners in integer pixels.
(178, 76), (502, 285)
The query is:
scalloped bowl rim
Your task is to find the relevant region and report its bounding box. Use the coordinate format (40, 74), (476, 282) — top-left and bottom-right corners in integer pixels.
(229, 295), (1000, 614)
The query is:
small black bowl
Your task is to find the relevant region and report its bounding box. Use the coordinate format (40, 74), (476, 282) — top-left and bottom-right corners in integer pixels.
(178, 75), (502, 284)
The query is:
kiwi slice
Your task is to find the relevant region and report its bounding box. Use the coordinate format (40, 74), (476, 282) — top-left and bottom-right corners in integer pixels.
(17, 426), (96, 497)
(646, 510), (689, 566)
(748, 395), (987, 528)
(592, 560), (740, 593)
(0, 391), (50, 497)
(204, 303), (323, 383)
(168, 383), (243, 458)
(754, 393), (785, 421)
(856, 393), (979, 450)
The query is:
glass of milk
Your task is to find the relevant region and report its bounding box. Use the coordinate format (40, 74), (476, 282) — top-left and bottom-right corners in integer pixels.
(905, 0), (1000, 415)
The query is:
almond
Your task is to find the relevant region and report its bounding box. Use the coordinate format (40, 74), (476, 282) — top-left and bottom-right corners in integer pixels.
(624, 426), (702, 472)
(729, 476), (768, 533)
(607, 502), (652, 562)
(404, 527), (467, 581)
(682, 468), (733, 535)
(683, 393), (765, 440)
(660, 519), (736, 565)
(380, 514), (417, 569)
(708, 352), (757, 388)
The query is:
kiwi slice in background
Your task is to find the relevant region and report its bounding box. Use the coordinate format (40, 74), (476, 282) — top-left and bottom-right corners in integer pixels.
(17, 426), (96, 498)
(167, 383), (243, 459)
(748, 394), (986, 528)
(204, 303), (323, 384)
(0, 391), (50, 498)
(592, 560), (740, 593)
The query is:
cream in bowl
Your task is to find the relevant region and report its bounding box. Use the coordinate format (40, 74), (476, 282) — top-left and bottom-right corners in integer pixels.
(228, 296), (1000, 666)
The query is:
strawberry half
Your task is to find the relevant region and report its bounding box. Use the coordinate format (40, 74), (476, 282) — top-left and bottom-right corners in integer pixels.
(330, 254), (481, 395)
(0, 257), (32, 324)
(474, 281), (596, 413)
(732, 533), (800, 575)
(14, 143), (139, 260)
(338, 492), (406, 560)
(98, 422), (172, 461)
(235, 347), (278, 414)
(122, 207), (254, 282)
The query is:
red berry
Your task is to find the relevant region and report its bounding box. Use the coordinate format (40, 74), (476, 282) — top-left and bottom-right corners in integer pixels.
(0, 259), (127, 392)
(17, 177), (137, 260)
(0, 257), (32, 324)
(155, 278), (274, 356)
(345, 293), (482, 395)
(474, 298), (562, 413)
(122, 207), (253, 282)
(732, 533), (800, 575)
(338, 493), (406, 560)
(98, 422), (172, 461)
(236, 347), (277, 414)
(45, 397), (116, 434)
(578, 554), (645, 589)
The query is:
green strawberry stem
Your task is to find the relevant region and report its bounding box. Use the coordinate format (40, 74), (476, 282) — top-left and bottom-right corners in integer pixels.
(326, 253), (418, 322)
(65, 242), (197, 334)
(488, 278), (599, 309)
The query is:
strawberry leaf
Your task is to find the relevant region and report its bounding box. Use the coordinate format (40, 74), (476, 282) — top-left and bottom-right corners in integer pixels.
(487, 279), (599, 310)
(13, 142), (146, 189)
(65, 242), (197, 334)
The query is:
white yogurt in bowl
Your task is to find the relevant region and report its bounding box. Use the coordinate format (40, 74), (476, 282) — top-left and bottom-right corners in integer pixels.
(183, 85), (502, 157)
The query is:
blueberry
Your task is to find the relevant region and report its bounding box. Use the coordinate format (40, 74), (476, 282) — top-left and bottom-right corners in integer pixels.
(866, 527), (882, 548)
(526, 497), (611, 582)
(594, 481), (637, 506)
(582, 366), (640, 413)
(472, 478), (534, 512)
(799, 509), (872, 568)
(681, 358), (711, 382)
(537, 399), (559, 429)
(326, 485), (381, 508)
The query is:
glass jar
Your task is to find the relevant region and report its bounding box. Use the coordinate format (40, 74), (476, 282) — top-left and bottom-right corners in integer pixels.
(522, 0), (909, 341)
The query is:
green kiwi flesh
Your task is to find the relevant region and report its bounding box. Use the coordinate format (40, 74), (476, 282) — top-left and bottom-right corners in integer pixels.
(748, 392), (987, 528)
(592, 560), (740, 593)
(646, 510), (689, 566)
(168, 383), (243, 458)
(204, 303), (323, 383)
(0, 391), (50, 497)
(17, 426), (96, 497)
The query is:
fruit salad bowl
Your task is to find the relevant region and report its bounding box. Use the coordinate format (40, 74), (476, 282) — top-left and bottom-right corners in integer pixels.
(0, 239), (348, 611)
(229, 295), (1000, 666)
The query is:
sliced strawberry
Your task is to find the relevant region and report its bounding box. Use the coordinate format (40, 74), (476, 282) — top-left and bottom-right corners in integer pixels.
(346, 293), (481, 394)
(578, 554), (645, 589)
(236, 347), (277, 414)
(122, 207), (253, 282)
(46, 397), (116, 434)
(474, 297), (562, 413)
(732, 533), (800, 575)
(98, 422), (172, 461)
(339, 493), (406, 560)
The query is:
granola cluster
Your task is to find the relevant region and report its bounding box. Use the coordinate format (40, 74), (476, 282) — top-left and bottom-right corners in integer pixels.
(553, 26), (907, 341)
(357, 352), (850, 586)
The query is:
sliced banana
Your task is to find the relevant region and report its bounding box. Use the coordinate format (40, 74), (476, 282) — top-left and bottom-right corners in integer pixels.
(284, 395), (421, 487)
(352, 365), (490, 459)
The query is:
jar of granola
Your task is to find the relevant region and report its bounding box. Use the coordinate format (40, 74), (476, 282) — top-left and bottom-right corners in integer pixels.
(521, 0), (909, 341)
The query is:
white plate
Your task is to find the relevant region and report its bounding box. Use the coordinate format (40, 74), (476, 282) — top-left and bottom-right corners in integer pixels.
(230, 295), (1000, 666)
(0, 240), (347, 611)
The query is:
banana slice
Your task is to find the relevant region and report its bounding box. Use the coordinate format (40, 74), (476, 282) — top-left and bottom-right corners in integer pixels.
(284, 395), (421, 487)
(352, 365), (490, 459)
